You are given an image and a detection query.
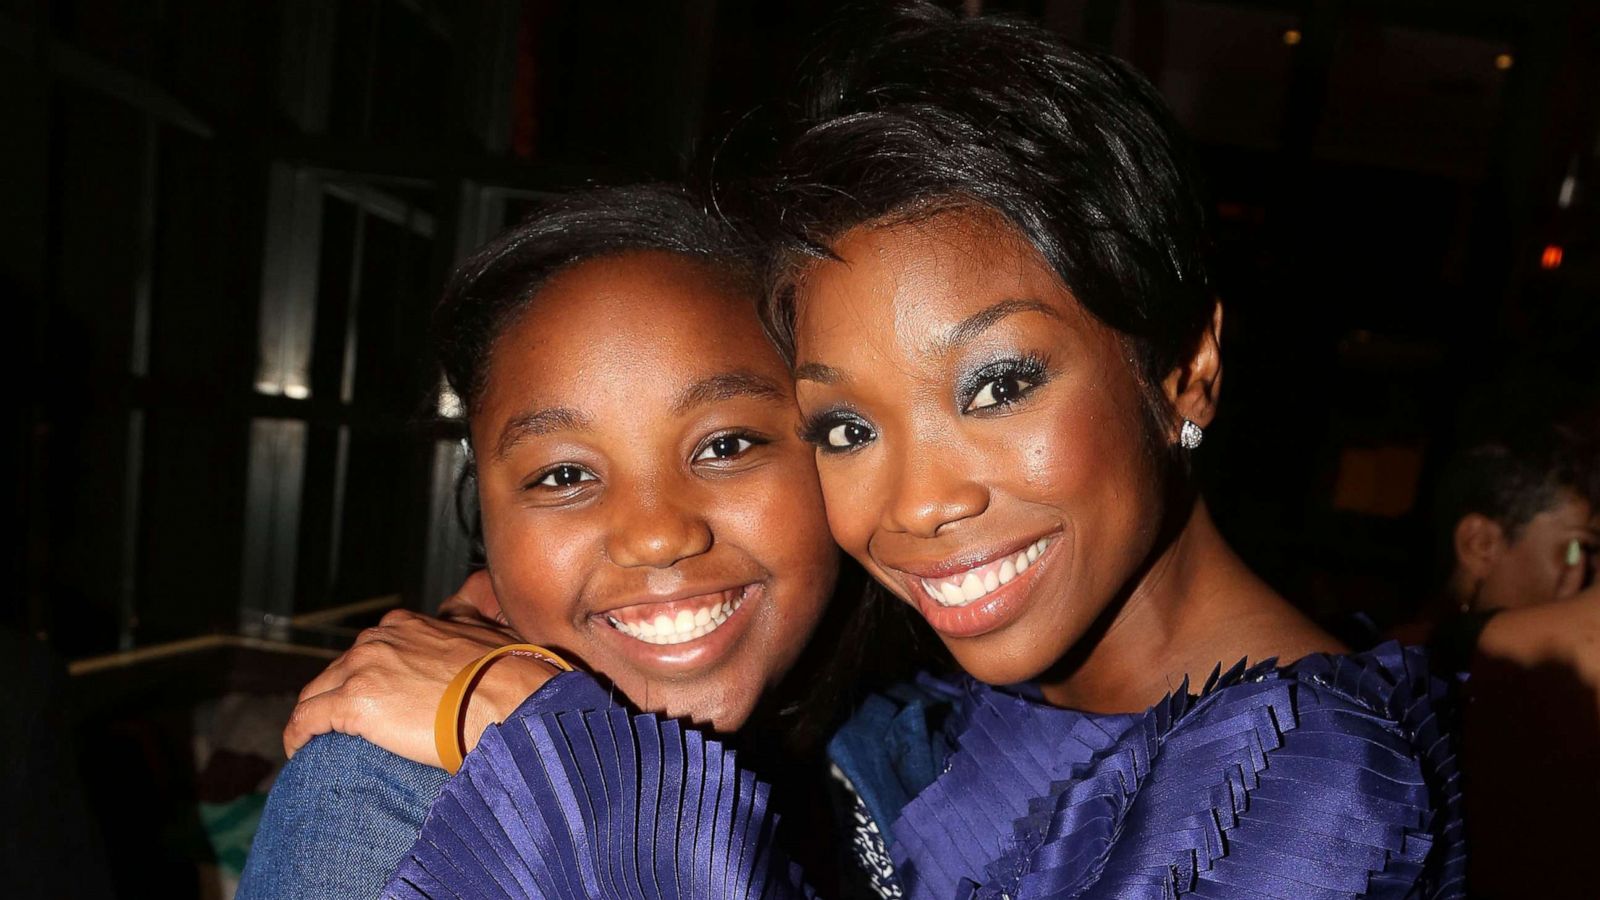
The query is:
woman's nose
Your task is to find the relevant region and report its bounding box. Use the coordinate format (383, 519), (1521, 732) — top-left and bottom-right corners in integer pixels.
(881, 444), (989, 538)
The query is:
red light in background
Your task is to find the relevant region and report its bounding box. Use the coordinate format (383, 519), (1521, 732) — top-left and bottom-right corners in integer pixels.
(1540, 245), (1563, 270)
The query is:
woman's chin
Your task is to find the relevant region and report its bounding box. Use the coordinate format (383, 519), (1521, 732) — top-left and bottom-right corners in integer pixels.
(947, 642), (1054, 688)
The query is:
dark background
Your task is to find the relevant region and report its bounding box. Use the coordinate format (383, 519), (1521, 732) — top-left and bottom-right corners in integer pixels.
(4, 0), (1598, 895)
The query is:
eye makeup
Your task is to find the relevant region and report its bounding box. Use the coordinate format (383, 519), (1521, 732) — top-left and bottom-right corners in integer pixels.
(799, 409), (876, 453)
(956, 352), (1052, 413)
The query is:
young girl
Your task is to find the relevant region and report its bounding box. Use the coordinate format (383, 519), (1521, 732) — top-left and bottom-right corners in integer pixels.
(240, 184), (847, 899)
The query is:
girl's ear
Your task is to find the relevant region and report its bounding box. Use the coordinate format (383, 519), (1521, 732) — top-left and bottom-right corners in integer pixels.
(440, 568), (508, 624)
(1163, 299), (1224, 433)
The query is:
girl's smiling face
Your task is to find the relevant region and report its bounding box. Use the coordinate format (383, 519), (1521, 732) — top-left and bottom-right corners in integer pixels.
(792, 209), (1179, 688)
(472, 250), (838, 730)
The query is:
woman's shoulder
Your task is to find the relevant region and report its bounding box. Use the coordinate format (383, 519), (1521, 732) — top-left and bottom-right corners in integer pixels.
(996, 643), (1466, 899)
(842, 647), (1466, 899)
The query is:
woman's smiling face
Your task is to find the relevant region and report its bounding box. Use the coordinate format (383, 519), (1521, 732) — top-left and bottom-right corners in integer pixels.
(472, 250), (839, 730)
(792, 209), (1170, 687)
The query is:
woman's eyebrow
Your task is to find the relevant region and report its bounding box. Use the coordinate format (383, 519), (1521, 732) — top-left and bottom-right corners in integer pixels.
(793, 362), (844, 384)
(941, 298), (1061, 350)
(496, 406), (592, 459)
(670, 371), (788, 415)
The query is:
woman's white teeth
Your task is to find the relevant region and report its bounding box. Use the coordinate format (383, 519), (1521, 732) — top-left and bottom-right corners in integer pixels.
(920, 537), (1051, 608)
(608, 594), (744, 645)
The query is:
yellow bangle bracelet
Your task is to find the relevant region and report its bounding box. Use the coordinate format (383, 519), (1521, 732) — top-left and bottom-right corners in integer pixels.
(433, 643), (575, 775)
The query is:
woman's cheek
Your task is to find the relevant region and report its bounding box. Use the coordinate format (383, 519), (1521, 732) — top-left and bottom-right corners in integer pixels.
(817, 464), (875, 560)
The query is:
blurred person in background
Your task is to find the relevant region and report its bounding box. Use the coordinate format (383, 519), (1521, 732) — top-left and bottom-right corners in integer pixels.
(1391, 400), (1600, 676)
(1396, 399), (1600, 897)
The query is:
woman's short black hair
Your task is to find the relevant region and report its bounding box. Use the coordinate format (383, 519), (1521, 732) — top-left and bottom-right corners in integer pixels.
(763, 2), (1213, 392)
(435, 182), (759, 417)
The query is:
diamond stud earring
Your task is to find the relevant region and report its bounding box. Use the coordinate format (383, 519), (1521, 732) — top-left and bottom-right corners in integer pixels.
(1179, 419), (1204, 450)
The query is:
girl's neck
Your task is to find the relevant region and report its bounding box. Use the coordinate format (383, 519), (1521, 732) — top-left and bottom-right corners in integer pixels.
(1037, 500), (1340, 713)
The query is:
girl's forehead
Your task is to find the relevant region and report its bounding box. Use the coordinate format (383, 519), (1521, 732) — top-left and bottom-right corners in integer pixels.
(477, 256), (793, 427)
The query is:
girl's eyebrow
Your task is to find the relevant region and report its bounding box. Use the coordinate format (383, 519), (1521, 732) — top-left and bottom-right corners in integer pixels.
(496, 406), (592, 459)
(669, 371), (788, 415)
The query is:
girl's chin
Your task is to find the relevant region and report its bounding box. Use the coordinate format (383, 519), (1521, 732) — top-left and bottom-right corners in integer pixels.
(611, 679), (758, 733)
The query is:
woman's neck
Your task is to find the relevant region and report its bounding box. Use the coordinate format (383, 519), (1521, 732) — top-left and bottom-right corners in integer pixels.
(1037, 500), (1341, 713)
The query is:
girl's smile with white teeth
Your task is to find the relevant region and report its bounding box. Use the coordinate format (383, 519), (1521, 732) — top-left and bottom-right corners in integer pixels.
(603, 585), (752, 645)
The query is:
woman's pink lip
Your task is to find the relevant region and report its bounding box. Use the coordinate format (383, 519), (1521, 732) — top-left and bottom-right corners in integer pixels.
(891, 537), (1057, 639)
(884, 532), (1055, 580)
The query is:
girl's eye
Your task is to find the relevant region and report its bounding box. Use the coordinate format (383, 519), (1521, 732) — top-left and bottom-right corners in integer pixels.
(966, 374), (1035, 412)
(827, 421), (875, 449)
(695, 435), (755, 461)
(536, 465), (594, 488)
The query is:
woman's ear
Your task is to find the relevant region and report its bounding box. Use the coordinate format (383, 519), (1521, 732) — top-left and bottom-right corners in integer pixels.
(1163, 300), (1224, 431)
(1453, 513), (1506, 582)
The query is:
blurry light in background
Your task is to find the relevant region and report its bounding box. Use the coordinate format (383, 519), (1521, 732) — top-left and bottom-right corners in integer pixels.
(1541, 244), (1563, 270)
(1283, 29), (1303, 46)
(1494, 53), (1514, 71)
(437, 380), (464, 419)
(1559, 175), (1577, 209)
(1559, 156), (1579, 209)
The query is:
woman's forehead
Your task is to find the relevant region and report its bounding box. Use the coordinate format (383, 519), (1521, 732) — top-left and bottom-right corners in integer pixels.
(793, 213), (1078, 356)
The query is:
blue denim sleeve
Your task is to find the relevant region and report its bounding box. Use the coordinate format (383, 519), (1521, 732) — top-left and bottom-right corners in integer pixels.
(237, 733), (447, 900)
(237, 671), (613, 899)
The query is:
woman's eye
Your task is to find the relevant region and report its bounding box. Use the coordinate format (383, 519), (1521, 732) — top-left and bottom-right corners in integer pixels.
(536, 465), (594, 488)
(695, 435), (754, 461)
(826, 421), (875, 449)
(966, 374), (1034, 412)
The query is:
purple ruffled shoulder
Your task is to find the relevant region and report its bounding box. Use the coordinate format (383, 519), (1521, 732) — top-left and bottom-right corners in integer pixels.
(381, 671), (813, 899)
(840, 642), (1465, 900)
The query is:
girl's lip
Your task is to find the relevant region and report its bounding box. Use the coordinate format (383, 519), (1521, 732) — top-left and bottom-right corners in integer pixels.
(889, 535), (1059, 640)
(589, 582), (764, 675)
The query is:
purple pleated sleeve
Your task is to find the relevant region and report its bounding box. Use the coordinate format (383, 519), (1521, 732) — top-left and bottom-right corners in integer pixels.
(380, 671), (813, 900)
(836, 643), (1465, 900)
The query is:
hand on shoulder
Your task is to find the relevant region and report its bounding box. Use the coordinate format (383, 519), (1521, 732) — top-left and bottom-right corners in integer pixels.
(283, 572), (562, 768)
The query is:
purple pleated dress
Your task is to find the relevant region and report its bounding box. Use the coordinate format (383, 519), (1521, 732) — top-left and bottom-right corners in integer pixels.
(383, 643), (1463, 899)
(831, 642), (1465, 899)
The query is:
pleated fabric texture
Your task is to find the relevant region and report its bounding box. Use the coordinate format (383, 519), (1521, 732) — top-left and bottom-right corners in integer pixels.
(383, 704), (813, 900)
(848, 642), (1465, 900)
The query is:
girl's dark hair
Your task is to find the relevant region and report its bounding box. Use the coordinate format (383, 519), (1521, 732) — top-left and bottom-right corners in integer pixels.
(435, 182), (759, 417)
(762, 2), (1214, 398)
